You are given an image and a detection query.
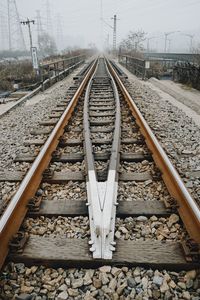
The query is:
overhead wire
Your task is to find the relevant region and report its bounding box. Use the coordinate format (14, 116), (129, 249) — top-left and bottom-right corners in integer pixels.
(116, 0), (200, 17)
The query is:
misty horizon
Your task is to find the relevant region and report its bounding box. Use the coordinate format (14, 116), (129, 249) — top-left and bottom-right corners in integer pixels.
(0, 0), (200, 53)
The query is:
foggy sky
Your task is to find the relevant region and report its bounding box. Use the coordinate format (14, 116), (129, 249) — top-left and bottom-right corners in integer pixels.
(3, 0), (200, 51)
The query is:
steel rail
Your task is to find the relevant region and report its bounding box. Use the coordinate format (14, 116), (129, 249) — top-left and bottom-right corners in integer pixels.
(0, 59), (98, 269)
(107, 58), (200, 244)
(102, 60), (121, 259)
(84, 58), (121, 259)
(84, 60), (102, 258)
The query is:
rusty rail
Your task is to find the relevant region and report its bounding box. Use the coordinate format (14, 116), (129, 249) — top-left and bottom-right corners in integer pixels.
(0, 59), (97, 269)
(107, 58), (200, 245)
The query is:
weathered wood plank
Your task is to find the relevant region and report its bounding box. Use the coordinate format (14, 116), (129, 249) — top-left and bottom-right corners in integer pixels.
(89, 102), (115, 106)
(14, 152), (115, 163)
(90, 106), (115, 111)
(43, 171), (85, 183)
(28, 200), (169, 218)
(29, 200), (87, 217)
(57, 104), (68, 107)
(117, 200), (168, 216)
(23, 138), (144, 147)
(14, 153), (84, 163)
(121, 138), (144, 145)
(30, 128), (52, 135)
(14, 155), (35, 163)
(91, 94), (113, 98)
(65, 127), (82, 133)
(23, 137), (145, 148)
(90, 120), (114, 126)
(9, 236), (196, 270)
(59, 139), (83, 147)
(91, 126), (114, 133)
(122, 127), (139, 133)
(89, 111), (115, 117)
(0, 170), (152, 183)
(39, 119), (59, 126)
(94, 152), (110, 161)
(120, 152), (152, 162)
(0, 170), (85, 183)
(49, 113), (62, 118)
(119, 172), (152, 181)
(24, 139), (46, 146)
(0, 171), (24, 182)
(53, 153), (84, 163)
(52, 108), (65, 112)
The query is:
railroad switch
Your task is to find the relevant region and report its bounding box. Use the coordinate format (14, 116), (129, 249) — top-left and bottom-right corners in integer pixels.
(9, 232), (29, 253)
(181, 238), (200, 262)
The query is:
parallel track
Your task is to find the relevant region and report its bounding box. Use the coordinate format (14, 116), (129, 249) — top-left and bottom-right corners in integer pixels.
(0, 57), (199, 271)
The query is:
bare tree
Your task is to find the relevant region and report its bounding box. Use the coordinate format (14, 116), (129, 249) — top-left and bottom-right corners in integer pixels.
(120, 30), (146, 58)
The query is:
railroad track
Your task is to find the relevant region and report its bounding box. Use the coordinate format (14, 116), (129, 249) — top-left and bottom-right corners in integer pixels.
(0, 57), (199, 272)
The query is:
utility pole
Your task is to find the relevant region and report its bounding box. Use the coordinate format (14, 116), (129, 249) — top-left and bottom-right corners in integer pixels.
(21, 19), (35, 50)
(112, 15), (116, 54)
(111, 14), (119, 55)
(21, 19), (39, 74)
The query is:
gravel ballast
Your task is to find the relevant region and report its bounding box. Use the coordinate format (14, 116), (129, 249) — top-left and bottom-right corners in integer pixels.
(117, 62), (200, 207)
(1, 264), (199, 299)
(0, 63), (86, 209)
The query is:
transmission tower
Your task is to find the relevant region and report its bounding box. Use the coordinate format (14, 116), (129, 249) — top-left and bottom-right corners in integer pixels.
(7, 0), (26, 51)
(0, 13), (7, 50)
(56, 14), (64, 51)
(46, 0), (53, 36)
(36, 10), (43, 48)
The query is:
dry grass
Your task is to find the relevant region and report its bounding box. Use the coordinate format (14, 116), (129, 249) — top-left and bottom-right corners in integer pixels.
(0, 61), (36, 91)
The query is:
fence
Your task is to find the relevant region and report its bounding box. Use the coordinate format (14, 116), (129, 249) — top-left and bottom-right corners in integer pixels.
(173, 62), (200, 91)
(0, 57), (86, 118)
(119, 55), (148, 79)
(40, 55), (85, 85)
(119, 54), (179, 79)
